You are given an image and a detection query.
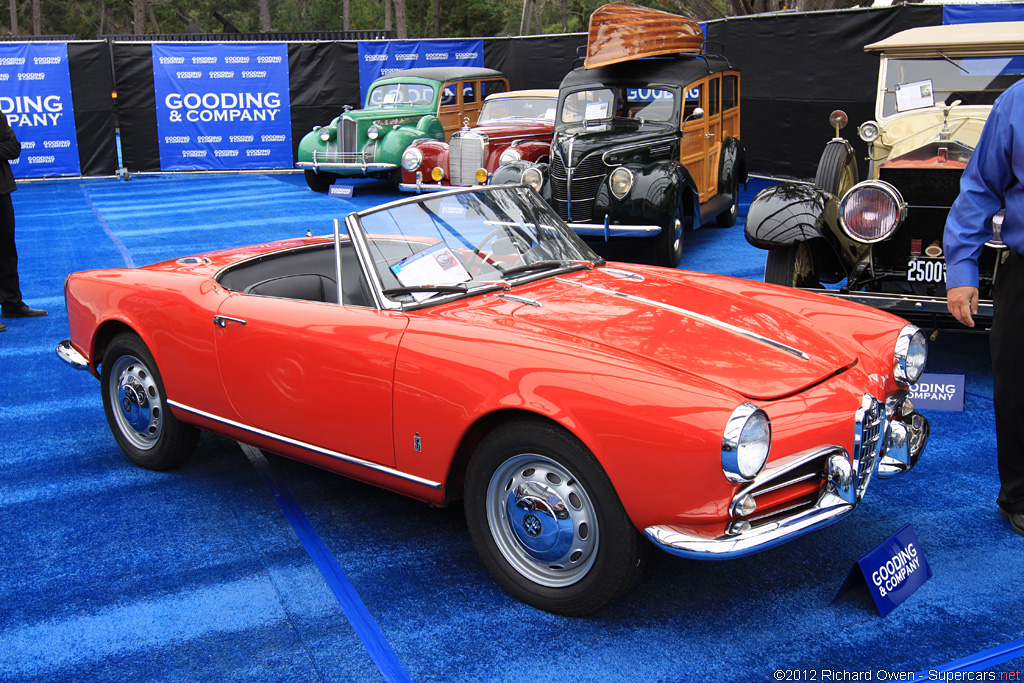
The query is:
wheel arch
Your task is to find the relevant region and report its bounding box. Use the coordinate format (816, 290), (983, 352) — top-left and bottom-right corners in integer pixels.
(445, 408), (595, 503)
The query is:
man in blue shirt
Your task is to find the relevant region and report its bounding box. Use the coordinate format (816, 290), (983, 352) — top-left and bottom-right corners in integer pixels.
(944, 78), (1024, 535)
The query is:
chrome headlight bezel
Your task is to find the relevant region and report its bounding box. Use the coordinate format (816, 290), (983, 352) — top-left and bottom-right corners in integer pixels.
(318, 126), (334, 142)
(521, 167), (544, 192)
(858, 120), (880, 143)
(401, 147), (423, 172)
(838, 180), (907, 244)
(722, 403), (772, 483)
(894, 324), (927, 386)
(367, 125), (382, 140)
(498, 148), (522, 166)
(609, 166), (635, 200)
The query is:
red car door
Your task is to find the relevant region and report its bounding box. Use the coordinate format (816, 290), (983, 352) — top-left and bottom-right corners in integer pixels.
(213, 293), (408, 467)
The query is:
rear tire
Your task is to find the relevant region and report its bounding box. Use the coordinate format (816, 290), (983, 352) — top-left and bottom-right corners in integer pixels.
(765, 241), (820, 288)
(814, 141), (858, 196)
(304, 169), (335, 193)
(716, 173), (740, 227)
(464, 419), (647, 616)
(101, 332), (199, 471)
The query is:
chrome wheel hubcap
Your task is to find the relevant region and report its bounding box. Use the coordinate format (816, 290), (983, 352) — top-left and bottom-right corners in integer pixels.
(486, 454), (598, 587)
(109, 355), (162, 450)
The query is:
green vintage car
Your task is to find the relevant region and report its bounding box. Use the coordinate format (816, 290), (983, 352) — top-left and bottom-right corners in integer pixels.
(297, 66), (510, 192)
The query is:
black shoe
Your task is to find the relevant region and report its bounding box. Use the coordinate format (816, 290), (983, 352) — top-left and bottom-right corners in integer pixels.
(1, 302), (47, 318)
(1000, 508), (1024, 537)
(0, 322), (5, 332)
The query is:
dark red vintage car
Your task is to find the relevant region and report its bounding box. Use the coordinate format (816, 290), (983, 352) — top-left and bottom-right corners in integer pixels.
(399, 90), (557, 191)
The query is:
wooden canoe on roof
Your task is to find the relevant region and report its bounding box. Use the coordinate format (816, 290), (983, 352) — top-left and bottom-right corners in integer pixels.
(584, 2), (704, 70)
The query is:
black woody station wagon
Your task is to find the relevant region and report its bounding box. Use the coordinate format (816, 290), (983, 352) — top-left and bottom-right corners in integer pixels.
(495, 4), (746, 267)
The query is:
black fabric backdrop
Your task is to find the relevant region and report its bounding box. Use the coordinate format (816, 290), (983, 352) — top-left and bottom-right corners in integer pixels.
(96, 5), (948, 178)
(66, 41), (116, 176)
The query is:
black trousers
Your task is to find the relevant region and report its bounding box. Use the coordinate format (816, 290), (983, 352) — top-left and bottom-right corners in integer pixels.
(0, 192), (21, 307)
(992, 250), (1024, 512)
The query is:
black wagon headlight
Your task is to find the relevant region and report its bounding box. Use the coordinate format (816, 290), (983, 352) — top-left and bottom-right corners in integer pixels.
(522, 167), (543, 192)
(722, 403), (771, 483)
(609, 167), (634, 200)
(894, 324), (927, 386)
(838, 180), (907, 244)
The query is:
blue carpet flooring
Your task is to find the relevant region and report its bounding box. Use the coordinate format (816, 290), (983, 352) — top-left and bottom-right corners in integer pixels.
(1, 173), (1021, 682)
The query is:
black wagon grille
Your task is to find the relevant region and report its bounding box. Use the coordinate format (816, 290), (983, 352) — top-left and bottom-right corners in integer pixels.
(550, 149), (610, 223)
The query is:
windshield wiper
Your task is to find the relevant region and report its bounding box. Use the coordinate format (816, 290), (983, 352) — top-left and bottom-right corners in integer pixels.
(498, 260), (589, 277)
(382, 283), (470, 296)
(939, 52), (970, 75)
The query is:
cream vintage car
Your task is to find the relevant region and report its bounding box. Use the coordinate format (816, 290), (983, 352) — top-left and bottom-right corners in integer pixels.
(745, 21), (1024, 330)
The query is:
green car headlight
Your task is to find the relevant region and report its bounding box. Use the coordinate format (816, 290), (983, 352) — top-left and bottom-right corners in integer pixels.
(318, 126), (334, 142)
(368, 125), (382, 140)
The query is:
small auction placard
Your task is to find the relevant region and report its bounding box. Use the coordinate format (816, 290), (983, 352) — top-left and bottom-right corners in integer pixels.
(834, 523), (931, 617)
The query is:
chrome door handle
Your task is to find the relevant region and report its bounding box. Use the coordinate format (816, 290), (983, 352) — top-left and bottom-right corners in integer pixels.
(213, 315), (247, 328)
(705, 132), (716, 138)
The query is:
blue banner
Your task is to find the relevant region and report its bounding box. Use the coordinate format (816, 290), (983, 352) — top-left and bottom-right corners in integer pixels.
(153, 43), (292, 171)
(357, 40), (484, 104)
(0, 43), (80, 178)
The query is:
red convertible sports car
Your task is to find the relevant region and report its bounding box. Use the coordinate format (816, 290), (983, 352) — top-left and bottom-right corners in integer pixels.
(399, 90), (557, 191)
(57, 185), (929, 616)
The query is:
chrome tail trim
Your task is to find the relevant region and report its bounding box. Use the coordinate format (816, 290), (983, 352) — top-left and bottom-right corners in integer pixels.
(167, 400), (443, 490)
(56, 340), (90, 370)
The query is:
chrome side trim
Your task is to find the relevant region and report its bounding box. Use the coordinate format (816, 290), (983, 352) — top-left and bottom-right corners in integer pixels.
(56, 339), (89, 370)
(167, 400), (443, 490)
(555, 279), (811, 360)
(498, 293), (542, 307)
(568, 222), (662, 237)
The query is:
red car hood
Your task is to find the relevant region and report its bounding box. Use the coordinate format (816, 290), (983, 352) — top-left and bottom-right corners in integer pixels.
(509, 267), (858, 401)
(467, 121), (553, 140)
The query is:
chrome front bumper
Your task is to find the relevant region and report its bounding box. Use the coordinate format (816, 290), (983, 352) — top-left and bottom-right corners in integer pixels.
(56, 339), (89, 370)
(810, 289), (994, 320)
(296, 161), (397, 173)
(569, 221), (662, 238)
(645, 402), (929, 560)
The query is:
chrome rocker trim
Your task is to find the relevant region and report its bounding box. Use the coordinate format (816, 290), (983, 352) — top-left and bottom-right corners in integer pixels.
(167, 400), (443, 490)
(645, 399), (928, 560)
(56, 339), (89, 370)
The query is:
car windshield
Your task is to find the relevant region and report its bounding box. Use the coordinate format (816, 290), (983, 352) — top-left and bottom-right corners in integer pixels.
(367, 82), (436, 108)
(881, 55), (1024, 117)
(560, 87), (677, 125)
(352, 186), (600, 306)
(478, 97), (557, 123)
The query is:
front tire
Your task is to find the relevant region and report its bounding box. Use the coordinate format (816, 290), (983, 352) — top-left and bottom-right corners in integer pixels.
(654, 203), (684, 268)
(101, 332), (199, 471)
(304, 169), (335, 193)
(464, 419), (647, 616)
(765, 241), (820, 288)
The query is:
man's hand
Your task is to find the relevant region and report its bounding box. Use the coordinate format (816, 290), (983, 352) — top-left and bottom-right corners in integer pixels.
(947, 285), (979, 328)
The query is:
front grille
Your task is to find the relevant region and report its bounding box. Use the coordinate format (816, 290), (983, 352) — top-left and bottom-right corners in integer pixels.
(450, 132), (487, 185)
(742, 452), (831, 527)
(854, 395), (885, 497)
(550, 149), (610, 223)
(313, 117), (363, 164)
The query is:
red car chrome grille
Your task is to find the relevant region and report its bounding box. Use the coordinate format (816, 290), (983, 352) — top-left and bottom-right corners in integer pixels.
(450, 133), (487, 185)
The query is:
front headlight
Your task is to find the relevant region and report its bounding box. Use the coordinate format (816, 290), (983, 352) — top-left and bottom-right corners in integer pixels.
(858, 120), (880, 143)
(838, 180), (907, 243)
(367, 125), (382, 140)
(894, 324), (927, 386)
(401, 147), (422, 172)
(498, 148), (522, 166)
(722, 403), (771, 483)
(608, 167), (634, 200)
(522, 167), (543, 192)
(318, 126), (334, 142)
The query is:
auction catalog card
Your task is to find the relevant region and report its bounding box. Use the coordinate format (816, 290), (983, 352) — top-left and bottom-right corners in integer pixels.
(391, 244), (471, 300)
(896, 80), (934, 112)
